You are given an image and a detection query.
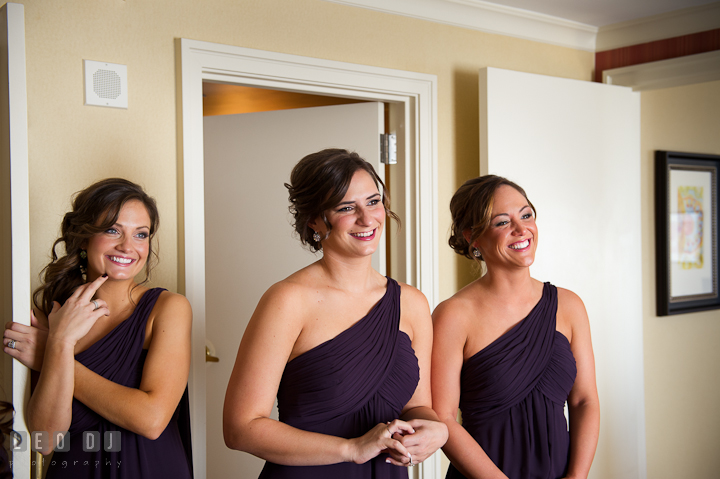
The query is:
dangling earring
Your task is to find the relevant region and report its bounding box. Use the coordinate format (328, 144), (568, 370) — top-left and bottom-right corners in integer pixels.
(79, 249), (88, 282)
(312, 231), (321, 243)
(473, 248), (483, 260)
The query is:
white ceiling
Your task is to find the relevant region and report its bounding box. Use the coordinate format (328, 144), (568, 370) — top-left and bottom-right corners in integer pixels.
(483, 0), (719, 27)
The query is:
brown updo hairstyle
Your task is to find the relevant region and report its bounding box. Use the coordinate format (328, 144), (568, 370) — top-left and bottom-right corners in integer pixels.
(32, 178), (160, 316)
(448, 175), (535, 261)
(285, 148), (400, 252)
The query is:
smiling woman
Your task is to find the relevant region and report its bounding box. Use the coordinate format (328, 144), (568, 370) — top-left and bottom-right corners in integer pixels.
(85, 200), (152, 281)
(223, 149), (447, 478)
(432, 175), (600, 479)
(2, 178), (193, 479)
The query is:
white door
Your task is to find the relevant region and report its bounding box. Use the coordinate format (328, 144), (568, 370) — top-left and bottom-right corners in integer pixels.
(203, 102), (385, 478)
(1, 3), (31, 478)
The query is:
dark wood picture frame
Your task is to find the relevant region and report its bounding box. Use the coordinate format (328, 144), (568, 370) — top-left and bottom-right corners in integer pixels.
(655, 150), (720, 316)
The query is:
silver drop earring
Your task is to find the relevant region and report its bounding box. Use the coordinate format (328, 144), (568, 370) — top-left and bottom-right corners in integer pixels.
(313, 231), (321, 243)
(473, 248), (482, 259)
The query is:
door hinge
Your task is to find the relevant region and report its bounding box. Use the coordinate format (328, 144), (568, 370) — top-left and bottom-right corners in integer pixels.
(380, 133), (397, 165)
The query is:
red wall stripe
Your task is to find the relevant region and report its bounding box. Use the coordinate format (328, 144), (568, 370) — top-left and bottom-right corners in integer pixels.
(595, 28), (720, 83)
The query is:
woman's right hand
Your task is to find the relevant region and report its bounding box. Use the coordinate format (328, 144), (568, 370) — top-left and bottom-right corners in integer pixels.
(47, 275), (109, 346)
(348, 419), (415, 466)
(3, 311), (49, 371)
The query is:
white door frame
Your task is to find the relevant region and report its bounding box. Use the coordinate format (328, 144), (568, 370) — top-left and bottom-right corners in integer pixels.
(1, 3), (31, 478)
(178, 39), (439, 479)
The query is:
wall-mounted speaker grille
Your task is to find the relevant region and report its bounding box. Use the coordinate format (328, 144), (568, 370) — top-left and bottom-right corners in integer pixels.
(93, 69), (122, 100)
(84, 60), (128, 109)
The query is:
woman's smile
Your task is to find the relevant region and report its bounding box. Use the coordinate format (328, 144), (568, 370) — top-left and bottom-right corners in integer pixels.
(509, 239), (531, 250)
(350, 228), (377, 240)
(106, 255), (137, 266)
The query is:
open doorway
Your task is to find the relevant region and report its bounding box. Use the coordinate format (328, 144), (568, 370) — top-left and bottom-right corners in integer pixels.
(202, 83), (401, 276)
(203, 98), (388, 478)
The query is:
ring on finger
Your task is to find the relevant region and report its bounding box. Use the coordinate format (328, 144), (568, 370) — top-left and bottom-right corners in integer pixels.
(408, 454), (414, 467)
(7, 339), (16, 349)
(91, 299), (100, 311)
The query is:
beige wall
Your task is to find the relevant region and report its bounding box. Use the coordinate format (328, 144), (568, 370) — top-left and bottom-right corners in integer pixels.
(9, 0), (592, 298)
(641, 80), (720, 478)
(9, 0), (720, 476)
(31, 0), (720, 475)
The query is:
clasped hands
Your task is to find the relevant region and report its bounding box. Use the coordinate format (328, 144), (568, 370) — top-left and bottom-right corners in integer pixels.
(350, 418), (447, 467)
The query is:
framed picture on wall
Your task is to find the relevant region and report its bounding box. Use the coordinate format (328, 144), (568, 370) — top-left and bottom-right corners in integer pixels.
(655, 151), (720, 316)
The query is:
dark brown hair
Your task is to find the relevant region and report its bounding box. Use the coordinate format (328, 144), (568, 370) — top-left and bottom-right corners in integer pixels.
(0, 400), (13, 437)
(448, 175), (535, 261)
(285, 148), (399, 251)
(0, 398), (14, 472)
(33, 178), (160, 315)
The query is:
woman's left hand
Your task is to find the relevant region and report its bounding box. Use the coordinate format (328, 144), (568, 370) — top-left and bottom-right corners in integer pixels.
(4, 311), (49, 371)
(390, 418), (448, 465)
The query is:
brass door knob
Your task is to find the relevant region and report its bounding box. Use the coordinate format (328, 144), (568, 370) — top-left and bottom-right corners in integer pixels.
(206, 346), (219, 362)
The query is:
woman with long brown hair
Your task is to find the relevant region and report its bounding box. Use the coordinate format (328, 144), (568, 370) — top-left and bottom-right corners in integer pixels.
(3, 178), (193, 478)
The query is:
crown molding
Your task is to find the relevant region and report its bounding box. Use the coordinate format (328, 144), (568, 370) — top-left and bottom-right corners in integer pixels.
(322, 0), (597, 51)
(597, 2), (720, 51)
(603, 50), (720, 91)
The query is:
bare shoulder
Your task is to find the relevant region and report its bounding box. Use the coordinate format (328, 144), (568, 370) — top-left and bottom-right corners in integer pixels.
(155, 290), (191, 310)
(397, 282), (431, 341)
(152, 290), (192, 327)
(398, 281), (430, 311)
(240, 275), (314, 355)
(249, 274), (319, 332)
(432, 285), (478, 328)
(555, 286), (591, 343)
(261, 273), (315, 311)
(556, 287), (588, 318)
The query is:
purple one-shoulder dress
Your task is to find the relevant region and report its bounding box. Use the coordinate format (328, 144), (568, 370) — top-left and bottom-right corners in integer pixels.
(46, 288), (193, 479)
(447, 283), (577, 479)
(258, 278), (420, 479)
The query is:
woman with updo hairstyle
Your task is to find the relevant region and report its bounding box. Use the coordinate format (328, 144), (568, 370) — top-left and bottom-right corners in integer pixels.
(432, 175), (599, 479)
(3, 178), (193, 479)
(223, 148), (447, 478)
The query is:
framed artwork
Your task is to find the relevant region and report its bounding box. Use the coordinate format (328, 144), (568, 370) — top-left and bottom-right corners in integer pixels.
(655, 151), (720, 316)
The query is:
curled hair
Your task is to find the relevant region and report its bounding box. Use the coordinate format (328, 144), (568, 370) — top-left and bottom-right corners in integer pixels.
(0, 400), (13, 437)
(0, 399), (14, 472)
(448, 175), (536, 261)
(285, 148), (399, 251)
(33, 178), (160, 316)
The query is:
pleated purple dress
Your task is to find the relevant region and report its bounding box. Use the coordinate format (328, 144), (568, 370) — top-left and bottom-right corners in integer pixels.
(447, 283), (577, 479)
(45, 288), (193, 479)
(258, 278), (420, 478)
